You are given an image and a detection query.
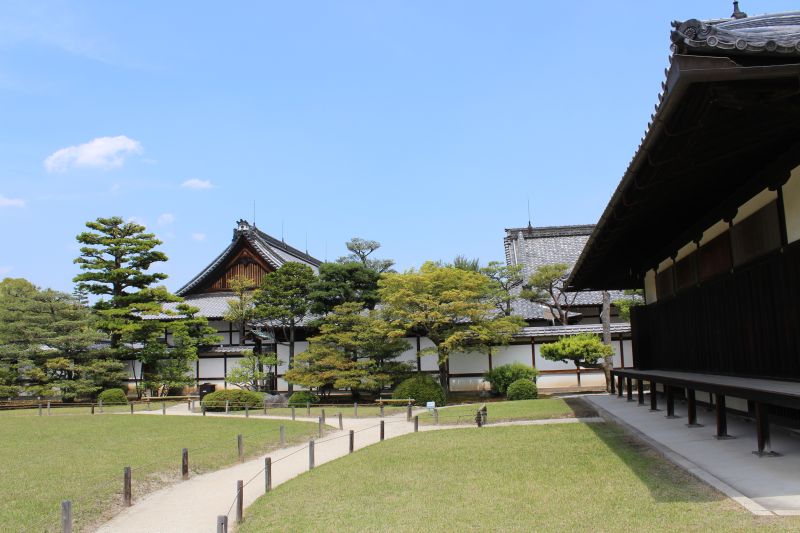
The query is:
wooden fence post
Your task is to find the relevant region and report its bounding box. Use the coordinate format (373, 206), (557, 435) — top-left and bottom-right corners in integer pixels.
(245, 405), (249, 418)
(130, 403), (134, 415)
(309, 439), (315, 469)
(123, 467), (132, 507)
(162, 402), (166, 415)
(321, 408), (326, 424)
(61, 500), (72, 533)
(349, 430), (354, 453)
(188, 400), (193, 412)
(279, 425), (285, 446)
(202, 404), (206, 416)
(318, 416), (324, 438)
(354, 402), (358, 418)
(99, 399), (103, 413)
(38, 403), (42, 416)
(306, 402), (310, 416)
(291, 406), (296, 420)
(91, 404), (95, 415)
(47, 400), (51, 416)
(236, 480), (244, 524)
(338, 412), (343, 430)
(434, 408), (439, 425)
(380, 420), (385, 441)
(414, 415), (419, 433)
(225, 400), (230, 414)
(265, 457), (272, 492)
(237, 434), (244, 462)
(263, 399), (267, 416)
(380, 404), (384, 417)
(407, 403), (412, 421)
(182, 448), (189, 480)
(216, 515), (228, 533)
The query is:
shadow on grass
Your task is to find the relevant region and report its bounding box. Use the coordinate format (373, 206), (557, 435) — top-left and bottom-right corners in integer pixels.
(565, 397), (726, 504)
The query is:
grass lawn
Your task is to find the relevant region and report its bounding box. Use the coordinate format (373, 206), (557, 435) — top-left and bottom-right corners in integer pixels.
(417, 398), (586, 425)
(0, 400), (184, 417)
(217, 404), (409, 418)
(1, 413), (317, 532)
(240, 422), (800, 532)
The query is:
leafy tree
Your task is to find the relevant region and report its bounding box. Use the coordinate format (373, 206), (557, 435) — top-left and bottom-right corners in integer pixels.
(613, 289), (644, 321)
(309, 262), (380, 315)
(521, 263), (578, 325)
(226, 350), (281, 392)
(253, 262), (316, 393)
(285, 302), (411, 398)
(223, 275), (257, 344)
(74, 217), (219, 397)
(481, 261), (525, 316)
(540, 334), (614, 381)
(379, 262), (524, 395)
(452, 255), (480, 272)
(337, 237), (395, 273)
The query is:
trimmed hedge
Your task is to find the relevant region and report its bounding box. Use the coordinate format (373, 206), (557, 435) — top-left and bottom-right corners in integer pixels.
(483, 363), (539, 395)
(98, 388), (128, 405)
(393, 375), (446, 407)
(201, 390), (264, 411)
(288, 391), (320, 405)
(506, 379), (538, 401)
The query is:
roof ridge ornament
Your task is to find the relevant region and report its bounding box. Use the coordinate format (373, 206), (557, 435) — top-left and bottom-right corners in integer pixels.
(731, 1), (747, 20)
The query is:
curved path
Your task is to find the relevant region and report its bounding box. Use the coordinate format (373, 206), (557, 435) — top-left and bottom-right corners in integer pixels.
(96, 409), (601, 532)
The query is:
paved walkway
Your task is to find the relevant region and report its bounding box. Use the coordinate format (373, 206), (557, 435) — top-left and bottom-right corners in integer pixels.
(587, 393), (800, 516)
(96, 409), (601, 532)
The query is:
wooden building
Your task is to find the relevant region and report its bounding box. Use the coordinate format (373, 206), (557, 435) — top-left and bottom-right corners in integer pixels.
(568, 9), (800, 454)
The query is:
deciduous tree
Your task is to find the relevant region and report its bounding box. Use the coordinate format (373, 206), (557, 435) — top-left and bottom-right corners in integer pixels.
(521, 263), (578, 325)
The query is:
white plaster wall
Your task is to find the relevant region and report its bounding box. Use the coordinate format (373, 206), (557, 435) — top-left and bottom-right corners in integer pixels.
(418, 337), (439, 371)
(449, 351), (490, 374)
(276, 341), (309, 373)
(644, 270), (657, 304)
(225, 357), (243, 376)
(727, 396), (748, 412)
(492, 344), (531, 367)
(198, 358), (225, 379)
(396, 338), (419, 365)
(534, 343), (575, 371)
(450, 377), (487, 392)
(734, 188), (777, 224)
(126, 360), (142, 379)
(700, 220), (729, 245)
(783, 166), (800, 244)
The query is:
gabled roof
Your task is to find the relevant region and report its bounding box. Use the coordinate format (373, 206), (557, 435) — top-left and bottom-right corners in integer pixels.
(672, 11), (800, 57)
(176, 220), (321, 296)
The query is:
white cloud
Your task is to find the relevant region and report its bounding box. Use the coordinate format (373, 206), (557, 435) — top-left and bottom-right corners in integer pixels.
(191, 232), (206, 241)
(0, 195), (25, 208)
(44, 135), (143, 173)
(157, 213), (175, 225)
(181, 178), (213, 190)
(0, 266), (12, 276)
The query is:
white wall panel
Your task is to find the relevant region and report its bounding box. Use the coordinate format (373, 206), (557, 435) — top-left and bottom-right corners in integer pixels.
(225, 357), (243, 376)
(198, 358), (225, 379)
(449, 351), (490, 374)
(534, 343), (574, 371)
(492, 344), (531, 367)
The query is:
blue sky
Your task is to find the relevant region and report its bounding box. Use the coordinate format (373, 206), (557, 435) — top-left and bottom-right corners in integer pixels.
(1, 1), (796, 293)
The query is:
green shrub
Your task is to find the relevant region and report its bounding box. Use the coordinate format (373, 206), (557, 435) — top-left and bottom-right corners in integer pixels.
(201, 389), (264, 411)
(393, 375), (446, 406)
(98, 388), (128, 405)
(288, 391), (320, 405)
(483, 363), (539, 395)
(506, 379), (538, 401)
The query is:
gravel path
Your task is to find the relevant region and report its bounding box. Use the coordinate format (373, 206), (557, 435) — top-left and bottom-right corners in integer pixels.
(95, 409), (601, 532)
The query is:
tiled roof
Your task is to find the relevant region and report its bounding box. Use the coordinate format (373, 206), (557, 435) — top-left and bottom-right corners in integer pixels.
(515, 323), (631, 339)
(504, 224), (626, 306)
(671, 12), (800, 57)
(176, 220), (321, 296)
(142, 293), (236, 320)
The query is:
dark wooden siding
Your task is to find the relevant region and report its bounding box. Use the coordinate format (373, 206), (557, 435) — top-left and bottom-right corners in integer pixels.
(632, 239), (800, 379)
(731, 200), (781, 267)
(698, 232), (731, 283)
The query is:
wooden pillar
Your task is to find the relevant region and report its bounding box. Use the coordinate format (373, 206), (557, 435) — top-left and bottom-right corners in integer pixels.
(610, 371), (616, 395)
(637, 379), (645, 406)
(416, 336), (422, 373)
(686, 389), (702, 427)
(754, 403), (778, 456)
(714, 394), (734, 439)
(649, 380), (659, 411)
(665, 385), (678, 418)
(530, 337), (536, 368)
(618, 337), (625, 368)
(617, 375), (623, 397)
(626, 377), (633, 402)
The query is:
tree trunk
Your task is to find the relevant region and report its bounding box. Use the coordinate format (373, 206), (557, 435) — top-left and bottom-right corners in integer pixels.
(438, 349), (449, 397)
(287, 325), (295, 394)
(600, 290), (613, 392)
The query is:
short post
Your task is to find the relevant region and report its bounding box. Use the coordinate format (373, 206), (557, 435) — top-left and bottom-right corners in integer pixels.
(245, 405), (249, 418)
(225, 400), (230, 414)
(318, 416), (324, 438)
(349, 430), (354, 453)
(236, 480), (244, 524)
(147, 398), (151, 411)
(338, 412), (343, 430)
(380, 420), (385, 441)
(407, 403), (412, 421)
(321, 408), (326, 424)
(265, 457), (272, 492)
(649, 380), (659, 411)
(380, 404), (385, 417)
(309, 439), (315, 469)
(188, 399), (193, 412)
(434, 408), (439, 425)
(182, 448), (189, 480)
(306, 402), (310, 416)
(162, 402), (166, 415)
(665, 386), (678, 418)
(414, 415), (419, 432)
(279, 425), (286, 446)
(354, 402), (358, 418)
(626, 377), (634, 402)
(38, 403), (42, 416)
(47, 400), (51, 416)
(61, 500), (72, 533)
(481, 405), (488, 426)
(754, 402), (777, 456)
(686, 389), (702, 428)
(715, 394), (734, 439)
(291, 406), (296, 420)
(617, 375), (624, 397)
(202, 405), (206, 416)
(91, 403), (95, 415)
(237, 434), (244, 462)
(130, 403), (134, 415)
(217, 515), (228, 533)
(123, 467), (132, 507)
(99, 399), (104, 413)
(637, 380), (645, 406)
(263, 398), (268, 416)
